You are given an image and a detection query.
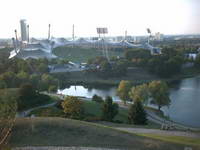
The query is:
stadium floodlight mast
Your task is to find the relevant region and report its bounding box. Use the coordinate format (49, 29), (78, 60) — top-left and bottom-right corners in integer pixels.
(96, 27), (110, 61)
(48, 24), (51, 40)
(72, 24), (75, 48)
(147, 28), (152, 44)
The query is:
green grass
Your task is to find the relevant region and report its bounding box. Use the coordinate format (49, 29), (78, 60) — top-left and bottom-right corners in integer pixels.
(9, 117), (190, 150)
(137, 133), (200, 147)
(53, 46), (124, 63)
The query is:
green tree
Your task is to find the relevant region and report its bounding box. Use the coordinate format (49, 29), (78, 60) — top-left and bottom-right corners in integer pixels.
(17, 83), (37, 111)
(0, 80), (7, 89)
(129, 83), (149, 105)
(61, 96), (85, 120)
(117, 80), (132, 105)
(101, 96), (118, 122)
(48, 85), (57, 93)
(128, 100), (147, 125)
(149, 81), (171, 111)
(16, 71), (29, 85)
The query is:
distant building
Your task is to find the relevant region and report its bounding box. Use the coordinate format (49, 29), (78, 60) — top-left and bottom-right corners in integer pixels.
(154, 32), (164, 41)
(20, 19), (28, 42)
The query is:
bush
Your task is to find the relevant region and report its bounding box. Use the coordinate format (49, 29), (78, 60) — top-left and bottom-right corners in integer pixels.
(61, 96), (85, 120)
(101, 96), (119, 122)
(92, 94), (103, 103)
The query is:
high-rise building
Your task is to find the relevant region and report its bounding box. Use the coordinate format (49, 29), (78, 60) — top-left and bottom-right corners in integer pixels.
(20, 19), (28, 42)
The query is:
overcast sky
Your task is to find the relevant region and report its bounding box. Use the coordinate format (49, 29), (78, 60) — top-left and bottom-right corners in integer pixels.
(0, 0), (200, 38)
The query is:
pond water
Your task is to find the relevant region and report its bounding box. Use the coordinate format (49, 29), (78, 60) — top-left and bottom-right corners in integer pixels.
(58, 77), (200, 127)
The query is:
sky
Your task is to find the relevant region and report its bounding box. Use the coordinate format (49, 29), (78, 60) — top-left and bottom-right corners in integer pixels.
(0, 0), (200, 38)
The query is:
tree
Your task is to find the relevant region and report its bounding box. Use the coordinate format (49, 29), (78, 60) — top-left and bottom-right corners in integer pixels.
(0, 80), (7, 89)
(128, 100), (147, 125)
(48, 85), (57, 93)
(129, 83), (149, 105)
(61, 96), (85, 120)
(125, 48), (151, 62)
(0, 90), (17, 149)
(17, 83), (37, 111)
(101, 96), (118, 122)
(149, 81), (171, 111)
(117, 80), (132, 105)
(16, 71), (29, 85)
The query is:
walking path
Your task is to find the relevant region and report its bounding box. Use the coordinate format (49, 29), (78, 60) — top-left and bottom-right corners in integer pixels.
(13, 147), (119, 150)
(115, 127), (200, 138)
(16, 102), (57, 117)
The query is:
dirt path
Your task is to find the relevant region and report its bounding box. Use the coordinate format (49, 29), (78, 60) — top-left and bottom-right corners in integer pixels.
(116, 127), (200, 138)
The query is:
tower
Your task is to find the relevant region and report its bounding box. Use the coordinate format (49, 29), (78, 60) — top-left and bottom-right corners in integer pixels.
(27, 25), (29, 43)
(20, 19), (28, 42)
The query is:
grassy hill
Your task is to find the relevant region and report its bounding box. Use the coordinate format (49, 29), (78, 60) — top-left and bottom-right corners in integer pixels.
(9, 117), (193, 150)
(53, 46), (124, 63)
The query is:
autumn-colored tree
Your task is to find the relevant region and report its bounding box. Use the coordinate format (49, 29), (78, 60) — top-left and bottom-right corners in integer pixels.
(129, 83), (149, 105)
(61, 96), (85, 120)
(149, 81), (171, 111)
(117, 80), (132, 105)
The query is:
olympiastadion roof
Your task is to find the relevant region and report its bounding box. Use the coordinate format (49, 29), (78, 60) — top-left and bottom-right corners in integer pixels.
(9, 37), (161, 60)
(9, 40), (57, 60)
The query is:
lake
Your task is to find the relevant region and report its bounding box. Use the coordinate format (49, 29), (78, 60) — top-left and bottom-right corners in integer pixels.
(58, 77), (200, 128)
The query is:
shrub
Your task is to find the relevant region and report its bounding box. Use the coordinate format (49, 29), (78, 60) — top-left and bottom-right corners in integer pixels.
(92, 94), (103, 103)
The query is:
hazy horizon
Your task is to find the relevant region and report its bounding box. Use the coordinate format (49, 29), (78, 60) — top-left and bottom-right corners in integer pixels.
(0, 0), (200, 38)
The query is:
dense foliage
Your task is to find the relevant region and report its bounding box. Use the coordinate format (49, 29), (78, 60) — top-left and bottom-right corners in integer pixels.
(101, 96), (119, 121)
(92, 94), (104, 103)
(17, 83), (53, 111)
(61, 96), (85, 120)
(128, 100), (147, 125)
(117, 80), (132, 104)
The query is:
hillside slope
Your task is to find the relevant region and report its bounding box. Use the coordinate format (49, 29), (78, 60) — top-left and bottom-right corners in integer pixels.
(9, 117), (198, 150)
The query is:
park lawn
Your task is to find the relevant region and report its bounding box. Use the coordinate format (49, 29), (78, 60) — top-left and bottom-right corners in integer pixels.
(53, 46), (124, 63)
(9, 117), (189, 150)
(137, 133), (200, 147)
